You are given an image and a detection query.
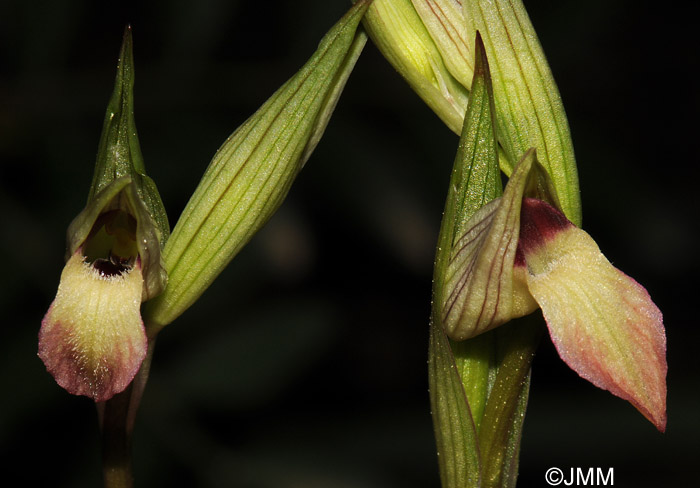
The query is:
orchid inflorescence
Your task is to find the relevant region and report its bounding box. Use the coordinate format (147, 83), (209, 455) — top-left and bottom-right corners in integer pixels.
(38, 1), (666, 487)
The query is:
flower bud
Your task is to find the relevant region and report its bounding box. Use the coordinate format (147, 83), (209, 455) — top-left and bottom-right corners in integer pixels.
(363, 0), (469, 133)
(366, 0), (582, 224)
(144, 1), (371, 329)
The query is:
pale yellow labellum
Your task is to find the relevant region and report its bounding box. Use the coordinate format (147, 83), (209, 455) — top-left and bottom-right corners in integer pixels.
(39, 252), (147, 402)
(524, 219), (667, 431)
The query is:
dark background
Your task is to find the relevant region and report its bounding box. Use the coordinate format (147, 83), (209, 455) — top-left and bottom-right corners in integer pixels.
(1, 1), (696, 486)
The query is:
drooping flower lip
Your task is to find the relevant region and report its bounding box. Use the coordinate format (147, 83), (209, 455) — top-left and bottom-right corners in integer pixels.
(439, 152), (667, 431)
(38, 251), (147, 403)
(516, 197), (667, 432)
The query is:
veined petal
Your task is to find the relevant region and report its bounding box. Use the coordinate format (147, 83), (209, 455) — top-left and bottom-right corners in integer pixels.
(39, 252), (147, 402)
(519, 198), (667, 431)
(441, 150), (540, 340)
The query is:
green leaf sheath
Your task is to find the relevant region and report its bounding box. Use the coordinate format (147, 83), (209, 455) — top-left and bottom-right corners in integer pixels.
(464, 0), (581, 226)
(429, 319), (482, 488)
(144, 2), (370, 330)
(477, 318), (541, 488)
(449, 333), (495, 432)
(89, 26), (169, 245)
(448, 321), (539, 488)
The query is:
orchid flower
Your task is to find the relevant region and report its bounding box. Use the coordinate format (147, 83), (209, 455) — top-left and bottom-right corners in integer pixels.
(38, 29), (168, 403)
(438, 150), (667, 431)
(38, 3), (372, 404)
(365, 0), (666, 431)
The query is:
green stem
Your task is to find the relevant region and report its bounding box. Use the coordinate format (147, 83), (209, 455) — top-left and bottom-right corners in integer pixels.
(99, 337), (156, 488)
(101, 384), (134, 488)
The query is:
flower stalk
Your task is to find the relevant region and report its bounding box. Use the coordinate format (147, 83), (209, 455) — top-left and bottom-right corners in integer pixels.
(99, 339), (156, 488)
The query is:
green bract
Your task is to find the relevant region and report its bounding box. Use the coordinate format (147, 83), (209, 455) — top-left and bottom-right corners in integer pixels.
(429, 34), (539, 488)
(464, 0), (581, 225)
(68, 27), (168, 301)
(89, 27), (170, 247)
(144, 1), (371, 330)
